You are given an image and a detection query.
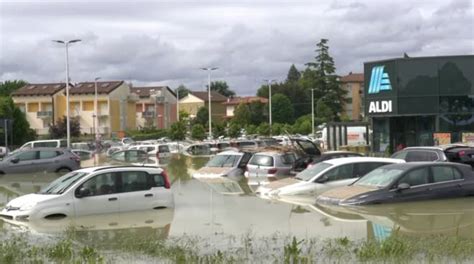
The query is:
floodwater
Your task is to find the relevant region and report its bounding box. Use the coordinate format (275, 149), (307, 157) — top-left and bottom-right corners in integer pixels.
(1, 154), (474, 246)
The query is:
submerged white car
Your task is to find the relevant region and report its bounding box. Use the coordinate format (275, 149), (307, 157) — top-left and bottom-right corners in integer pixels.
(192, 151), (253, 179)
(0, 166), (174, 222)
(257, 157), (404, 197)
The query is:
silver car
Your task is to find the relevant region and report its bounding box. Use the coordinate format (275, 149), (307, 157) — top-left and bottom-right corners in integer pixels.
(245, 151), (297, 185)
(0, 148), (81, 174)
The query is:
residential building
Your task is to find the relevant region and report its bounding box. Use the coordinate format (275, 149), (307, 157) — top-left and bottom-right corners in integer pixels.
(179, 91), (227, 121)
(223, 96), (268, 119)
(12, 83), (67, 135)
(131, 86), (177, 129)
(69, 81), (137, 136)
(340, 72), (364, 120)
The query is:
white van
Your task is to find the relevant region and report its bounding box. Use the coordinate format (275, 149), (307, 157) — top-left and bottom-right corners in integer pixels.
(20, 140), (67, 150)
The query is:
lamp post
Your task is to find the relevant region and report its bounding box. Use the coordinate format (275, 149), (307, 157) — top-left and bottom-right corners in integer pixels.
(176, 88), (179, 122)
(94, 77), (101, 139)
(311, 88), (315, 138)
(264, 79), (276, 135)
(53, 39), (81, 148)
(201, 67), (218, 139)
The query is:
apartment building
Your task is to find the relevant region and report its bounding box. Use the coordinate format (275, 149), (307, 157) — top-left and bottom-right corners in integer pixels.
(223, 96), (268, 118)
(179, 91), (227, 121)
(340, 72), (364, 120)
(131, 86), (177, 129)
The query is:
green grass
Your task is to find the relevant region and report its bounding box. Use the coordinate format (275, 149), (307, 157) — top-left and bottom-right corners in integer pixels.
(2, 230), (474, 263)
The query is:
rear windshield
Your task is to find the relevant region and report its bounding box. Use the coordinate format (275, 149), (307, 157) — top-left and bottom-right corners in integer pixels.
(249, 155), (274, 166)
(159, 145), (170, 153)
(206, 154), (241, 167)
(295, 162), (332, 181)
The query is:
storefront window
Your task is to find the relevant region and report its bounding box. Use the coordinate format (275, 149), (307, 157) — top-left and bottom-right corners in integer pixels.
(373, 118), (390, 153)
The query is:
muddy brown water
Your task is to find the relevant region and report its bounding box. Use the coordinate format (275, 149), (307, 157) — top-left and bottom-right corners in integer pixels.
(1, 154), (474, 244)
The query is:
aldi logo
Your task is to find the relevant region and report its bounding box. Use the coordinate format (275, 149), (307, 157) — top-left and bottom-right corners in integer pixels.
(368, 66), (392, 94)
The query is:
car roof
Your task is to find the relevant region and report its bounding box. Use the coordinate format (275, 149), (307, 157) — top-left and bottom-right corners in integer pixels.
(75, 166), (164, 174)
(322, 151), (361, 155)
(252, 151), (293, 156)
(217, 151), (244, 156)
(17, 147), (67, 151)
(323, 157), (405, 166)
(377, 161), (470, 170)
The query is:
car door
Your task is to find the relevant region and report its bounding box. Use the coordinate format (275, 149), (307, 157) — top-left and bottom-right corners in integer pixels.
(118, 171), (157, 212)
(4, 150), (38, 173)
(429, 165), (465, 199)
(314, 163), (355, 194)
(37, 150), (61, 172)
(391, 167), (432, 202)
(73, 172), (120, 216)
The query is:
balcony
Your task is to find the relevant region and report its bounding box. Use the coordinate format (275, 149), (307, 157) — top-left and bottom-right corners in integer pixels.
(142, 111), (155, 118)
(37, 111), (53, 118)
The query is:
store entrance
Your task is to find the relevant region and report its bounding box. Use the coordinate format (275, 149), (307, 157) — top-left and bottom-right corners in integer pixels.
(390, 116), (436, 151)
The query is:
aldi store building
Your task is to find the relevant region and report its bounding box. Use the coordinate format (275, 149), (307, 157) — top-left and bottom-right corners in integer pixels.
(364, 55), (474, 153)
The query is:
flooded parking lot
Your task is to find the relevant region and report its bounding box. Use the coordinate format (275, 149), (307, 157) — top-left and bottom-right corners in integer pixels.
(1, 154), (474, 262)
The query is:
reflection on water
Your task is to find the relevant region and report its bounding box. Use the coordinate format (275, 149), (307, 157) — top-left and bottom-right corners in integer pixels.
(1, 154), (474, 244)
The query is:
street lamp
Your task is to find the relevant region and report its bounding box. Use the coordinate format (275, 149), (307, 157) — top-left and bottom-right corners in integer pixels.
(201, 67), (218, 139)
(94, 77), (101, 139)
(52, 39), (81, 148)
(264, 79), (276, 135)
(176, 88), (179, 122)
(311, 88), (315, 138)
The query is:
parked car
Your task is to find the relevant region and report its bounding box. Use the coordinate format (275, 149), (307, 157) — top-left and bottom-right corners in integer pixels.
(192, 151), (253, 179)
(390, 145), (474, 166)
(71, 149), (93, 160)
(316, 162), (474, 206)
(0, 148), (81, 174)
(0, 166), (173, 221)
(0, 147), (9, 159)
(183, 143), (213, 157)
(128, 144), (171, 159)
(288, 138), (323, 172)
(257, 157), (404, 197)
(292, 151), (363, 174)
(245, 151), (297, 185)
(109, 149), (149, 164)
(19, 140), (67, 150)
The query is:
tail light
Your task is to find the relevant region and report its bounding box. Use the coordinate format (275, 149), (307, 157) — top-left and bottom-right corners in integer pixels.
(268, 168), (277, 174)
(459, 150), (466, 157)
(70, 154), (81, 163)
(162, 170), (171, 189)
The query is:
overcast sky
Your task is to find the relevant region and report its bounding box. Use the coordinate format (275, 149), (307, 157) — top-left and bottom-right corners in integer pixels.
(0, 0), (473, 95)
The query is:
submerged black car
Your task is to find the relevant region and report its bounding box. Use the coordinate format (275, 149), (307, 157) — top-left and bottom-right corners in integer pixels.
(316, 162), (474, 205)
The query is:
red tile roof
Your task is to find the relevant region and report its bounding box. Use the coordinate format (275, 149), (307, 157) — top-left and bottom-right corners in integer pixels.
(12, 83), (67, 96)
(190, 91), (227, 102)
(223, 96), (268, 105)
(70, 81), (124, 95)
(340, 73), (364, 83)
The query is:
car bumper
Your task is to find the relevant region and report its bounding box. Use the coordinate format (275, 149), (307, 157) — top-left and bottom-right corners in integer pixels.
(0, 208), (30, 222)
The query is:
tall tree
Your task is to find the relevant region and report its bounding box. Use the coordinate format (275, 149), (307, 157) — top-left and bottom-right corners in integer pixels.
(286, 64), (301, 83)
(232, 103), (251, 126)
(248, 101), (267, 125)
(194, 106), (208, 126)
(271, 93), (294, 124)
(209, 81), (235, 97)
(0, 80), (27, 96)
(176, 84), (190, 99)
(191, 124), (206, 140)
(302, 39), (347, 121)
(169, 121), (186, 140)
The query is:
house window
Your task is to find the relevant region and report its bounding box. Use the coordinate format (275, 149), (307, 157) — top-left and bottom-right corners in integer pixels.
(82, 101), (94, 111)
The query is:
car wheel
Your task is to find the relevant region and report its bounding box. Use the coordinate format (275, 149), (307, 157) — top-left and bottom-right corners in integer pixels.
(56, 167), (71, 173)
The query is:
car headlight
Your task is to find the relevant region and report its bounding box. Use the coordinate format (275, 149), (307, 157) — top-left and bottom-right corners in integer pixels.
(19, 203), (36, 211)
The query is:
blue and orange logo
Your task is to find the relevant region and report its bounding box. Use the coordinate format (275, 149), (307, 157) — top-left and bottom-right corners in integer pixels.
(368, 66), (392, 94)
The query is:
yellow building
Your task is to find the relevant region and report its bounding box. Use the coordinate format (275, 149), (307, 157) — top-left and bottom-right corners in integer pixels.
(12, 83), (68, 135)
(12, 81), (137, 137)
(179, 91), (227, 121)
(340, 73), (364, 121)
(70, 81), (137, 136)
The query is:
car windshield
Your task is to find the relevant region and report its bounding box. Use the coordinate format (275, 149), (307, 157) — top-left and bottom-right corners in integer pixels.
(354, 168), (404, 188)
(39, 171), (88, 195)
(206, 154), (241, 167)
(249, 155), (274, 166)
(295, 162), (332, 181)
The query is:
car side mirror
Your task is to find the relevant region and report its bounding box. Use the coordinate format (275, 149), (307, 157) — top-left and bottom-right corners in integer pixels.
(316, 175), (329, 183)
(75, 187), (91, 198)
(10, 157), (19, 164)
(397, 183), (410, 191)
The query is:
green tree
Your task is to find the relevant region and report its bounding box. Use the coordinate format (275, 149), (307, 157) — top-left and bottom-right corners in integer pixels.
(176, 84), (190, 99)
(0, 80), (27, 96)
(257, 122), (270, 136)
(272, 93), (294, 124)
(248, 101), (267, 125)
(245, 124), (257, 135)
(232, 103), (251, 126)
(210, 81), (235, 97)
(194, 106), (208, 126)
(169, 121), (186, 140)
(213, 121), (226, 138)
(228, 122), (241, 138)
(178, 110), (190, 122)
(315, 100), (334, 124)
(272, 123), (284, 135)
(191, 124), (206, 140)
(0, 96), (36, 146)
(302, 38), (347, 120)
(293, 115), (312, 135)
(49, 116), (81, 139)
(286, 64), (301, 83)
